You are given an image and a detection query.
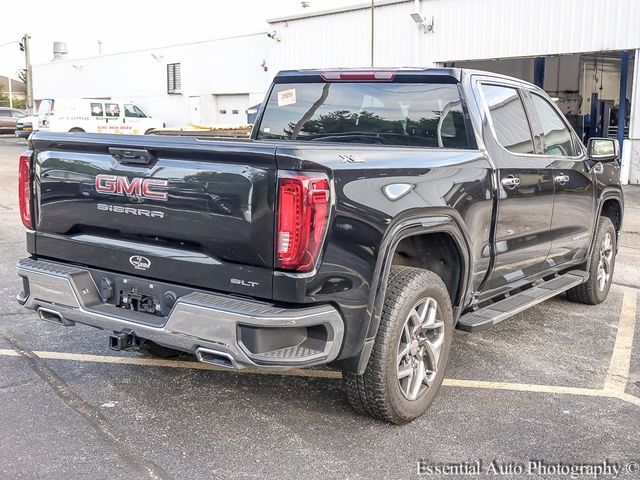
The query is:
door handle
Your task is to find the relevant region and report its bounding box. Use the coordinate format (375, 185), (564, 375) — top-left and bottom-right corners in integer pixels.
(554, 173), (570, 185)
(109, 147), (155, 165)
(501, 175), (521, 190)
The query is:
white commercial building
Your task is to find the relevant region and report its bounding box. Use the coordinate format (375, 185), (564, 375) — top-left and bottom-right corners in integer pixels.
(33, 33), (272, 128)
(33, 0), (640, 183)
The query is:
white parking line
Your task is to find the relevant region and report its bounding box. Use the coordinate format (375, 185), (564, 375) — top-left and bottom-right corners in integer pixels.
(1, 289), (637, 407)
(0, 349), (343, 379)
(604, 288), (637, 392)
(441, 378), (609, 398)
(0, 349), (638, 407)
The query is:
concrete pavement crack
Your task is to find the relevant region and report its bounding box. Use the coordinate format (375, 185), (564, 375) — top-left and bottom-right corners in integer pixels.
(0, 329), (173, 480)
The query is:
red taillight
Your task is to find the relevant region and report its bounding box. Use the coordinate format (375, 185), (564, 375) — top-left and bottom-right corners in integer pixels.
(276, 171), (331, 272)
(320, 70), (396, 81)
(18, 151), (32, 229)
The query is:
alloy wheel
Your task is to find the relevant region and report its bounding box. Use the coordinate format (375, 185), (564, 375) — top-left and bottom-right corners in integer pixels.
(597, 232), (613, 291)
(396, 297), (445, 401)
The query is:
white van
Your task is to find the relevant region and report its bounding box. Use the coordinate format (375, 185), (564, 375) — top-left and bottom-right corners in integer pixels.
(37, 98), (164, 135)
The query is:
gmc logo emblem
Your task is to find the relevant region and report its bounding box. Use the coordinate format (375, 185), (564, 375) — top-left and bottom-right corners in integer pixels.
(95, 175), (168, 201)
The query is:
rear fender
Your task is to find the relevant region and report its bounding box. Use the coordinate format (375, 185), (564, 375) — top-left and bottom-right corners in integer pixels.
(354, 211), (472, 374)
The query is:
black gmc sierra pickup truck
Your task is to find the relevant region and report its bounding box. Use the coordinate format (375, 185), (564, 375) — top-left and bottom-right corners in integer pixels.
(17, 68), (623, 424)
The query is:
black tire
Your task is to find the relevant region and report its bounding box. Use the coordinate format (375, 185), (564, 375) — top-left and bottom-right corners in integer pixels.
(69, 127), (85, 133)
(343, 266), (453, 424)
(144, 129), (156, 135)
(137, 340), (183, 359)
(566, 216), (616, 305)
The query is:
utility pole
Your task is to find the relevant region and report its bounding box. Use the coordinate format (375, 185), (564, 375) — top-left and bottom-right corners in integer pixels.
(21, 34), (33, 111)
(370, 0), (374, 67)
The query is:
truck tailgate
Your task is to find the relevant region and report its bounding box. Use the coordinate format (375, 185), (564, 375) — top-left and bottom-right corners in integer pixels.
(30, 133), (277, 298)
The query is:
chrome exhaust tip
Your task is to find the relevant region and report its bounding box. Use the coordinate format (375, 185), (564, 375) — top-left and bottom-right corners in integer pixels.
(37, 307), (75, 326)
(195, 347), (237, 369)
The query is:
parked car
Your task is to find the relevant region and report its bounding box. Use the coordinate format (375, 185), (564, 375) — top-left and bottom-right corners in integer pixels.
(14, 115), (38, 139)
(0, 107), (27, 133)
(37, 98), (164, 135)
(16, 68), (623, 424)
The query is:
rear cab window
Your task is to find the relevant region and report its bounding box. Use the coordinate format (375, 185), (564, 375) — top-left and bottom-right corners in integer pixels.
(256, 81), (473, 148)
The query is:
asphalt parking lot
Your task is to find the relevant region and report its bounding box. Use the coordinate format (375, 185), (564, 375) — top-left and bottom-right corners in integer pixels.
(0, 134), (639, 479)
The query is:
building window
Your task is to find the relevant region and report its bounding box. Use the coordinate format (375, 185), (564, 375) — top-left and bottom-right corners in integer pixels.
(219, 110), (227, 114)
(167, 63), (182, 94)
(232, 109), (239, 115)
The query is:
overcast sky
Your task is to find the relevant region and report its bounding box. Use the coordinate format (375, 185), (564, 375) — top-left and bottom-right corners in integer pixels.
(1, 0), (357, 78)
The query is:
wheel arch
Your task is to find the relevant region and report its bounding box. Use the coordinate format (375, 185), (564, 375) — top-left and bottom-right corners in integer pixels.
(600, 196), (623, 231)
(588, 190), (624, 258)
(352, 211), (473, 374)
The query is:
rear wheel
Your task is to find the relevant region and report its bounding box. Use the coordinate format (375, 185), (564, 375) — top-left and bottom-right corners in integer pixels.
(567, 216), (616, 305)
(68, 127), (85, 133)
(343, 266), (453, 424)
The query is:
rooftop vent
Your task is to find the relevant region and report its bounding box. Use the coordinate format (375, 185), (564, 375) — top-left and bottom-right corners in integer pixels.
(53, 41), (68, 61)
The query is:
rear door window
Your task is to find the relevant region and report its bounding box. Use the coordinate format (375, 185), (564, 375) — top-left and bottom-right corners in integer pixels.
(257, 82), (472, 148)
(38, 99), (54, 116)
(480, 84), (535, 154)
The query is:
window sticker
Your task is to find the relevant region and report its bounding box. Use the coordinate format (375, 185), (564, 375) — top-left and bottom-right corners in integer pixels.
(277, 88), (296, 107)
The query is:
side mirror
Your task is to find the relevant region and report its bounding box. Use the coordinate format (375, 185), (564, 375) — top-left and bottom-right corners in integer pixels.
(587, 137), (620, 162)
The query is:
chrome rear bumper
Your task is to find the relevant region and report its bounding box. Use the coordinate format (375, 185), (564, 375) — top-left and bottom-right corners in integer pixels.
(16, 258), (344, 370)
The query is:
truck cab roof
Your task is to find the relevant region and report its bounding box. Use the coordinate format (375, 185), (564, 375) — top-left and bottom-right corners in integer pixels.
(273, 67), (537, 89)
(273, 67), (463, 84)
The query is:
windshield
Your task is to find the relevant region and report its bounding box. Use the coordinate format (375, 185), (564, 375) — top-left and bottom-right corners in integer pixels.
(256, 82), (472, 148)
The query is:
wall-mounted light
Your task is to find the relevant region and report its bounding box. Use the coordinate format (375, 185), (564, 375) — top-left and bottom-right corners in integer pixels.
(410, 13), (434, 33)
(150, 53), (164, 61)
(266, 31), (281, 42)
(72, 64), (84, 71)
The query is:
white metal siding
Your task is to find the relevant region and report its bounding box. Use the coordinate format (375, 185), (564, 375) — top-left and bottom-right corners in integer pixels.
(267, 1), (415, 73)
(426, 0), (640, 63)
(268, 0), (640, 67)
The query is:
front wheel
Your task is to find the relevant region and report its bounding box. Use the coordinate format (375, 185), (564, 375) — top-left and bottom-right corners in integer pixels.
(68, 127), (85, 133)
(343, 266), (453, 424)
(567, 216), (616, 305)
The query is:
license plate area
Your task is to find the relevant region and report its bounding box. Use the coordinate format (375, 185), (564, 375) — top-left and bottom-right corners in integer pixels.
(118, 285), (162, 315)
(95, 276), (179, 318)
